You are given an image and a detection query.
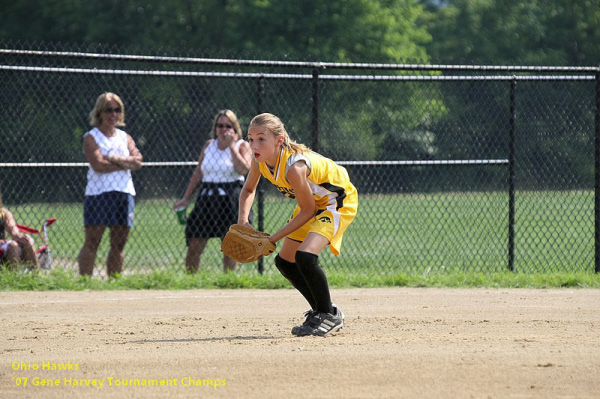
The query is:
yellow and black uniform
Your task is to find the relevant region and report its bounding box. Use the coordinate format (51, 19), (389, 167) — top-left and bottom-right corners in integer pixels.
(257, 147), (358, 255)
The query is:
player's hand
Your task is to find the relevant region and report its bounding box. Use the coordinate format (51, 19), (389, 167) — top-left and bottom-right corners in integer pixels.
(237, 221), (253, 229)
(221, 224), (276, 263)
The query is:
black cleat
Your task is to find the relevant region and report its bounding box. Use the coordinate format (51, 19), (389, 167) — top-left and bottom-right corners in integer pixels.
(311, 307), (344, 337)
(292, 306), (345, 337)
(291, 309), (317, 336)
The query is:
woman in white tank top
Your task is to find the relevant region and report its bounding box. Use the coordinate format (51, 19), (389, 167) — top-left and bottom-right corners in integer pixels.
(78, 92), (143, 278)
(174, 110), (252, 273)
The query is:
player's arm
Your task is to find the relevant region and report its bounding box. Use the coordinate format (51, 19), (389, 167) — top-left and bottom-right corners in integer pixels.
(269, 161), (315, 243)
(83, 134), (123, 173)
(107, 134), (143, 170)
(238, 160), (261, 226)
(174, 140), (210, 209)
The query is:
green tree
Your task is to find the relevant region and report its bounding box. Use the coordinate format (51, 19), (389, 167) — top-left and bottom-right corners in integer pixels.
(420, 0), (598, 190)
(228, 0), (430, 62)
(421, 0), (600, 65)
(0, 0), (431, 63)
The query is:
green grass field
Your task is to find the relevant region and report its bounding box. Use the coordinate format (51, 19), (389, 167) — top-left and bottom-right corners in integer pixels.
(1, 267), (599, 291)
(7, 190), (595, 278)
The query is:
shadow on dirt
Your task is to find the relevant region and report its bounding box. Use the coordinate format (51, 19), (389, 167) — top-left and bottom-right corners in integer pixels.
(130, 335), (284, 343)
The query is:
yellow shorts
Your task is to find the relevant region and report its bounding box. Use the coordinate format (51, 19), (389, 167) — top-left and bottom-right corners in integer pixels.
(286, 190), (358, 255)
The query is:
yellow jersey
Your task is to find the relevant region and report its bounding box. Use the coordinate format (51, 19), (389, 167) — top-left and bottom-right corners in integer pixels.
(257, 147), (358, 254)
(257, 148), (357, 210)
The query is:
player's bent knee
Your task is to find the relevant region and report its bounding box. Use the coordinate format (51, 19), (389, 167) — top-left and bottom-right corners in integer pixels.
(274, 254), (296, 279)
(295, 250), (319, 271)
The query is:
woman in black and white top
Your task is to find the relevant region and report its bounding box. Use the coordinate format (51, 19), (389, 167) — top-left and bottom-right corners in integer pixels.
(174, 110), (252, 273)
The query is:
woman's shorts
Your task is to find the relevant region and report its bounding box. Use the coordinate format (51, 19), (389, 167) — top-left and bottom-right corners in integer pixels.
(84, 191), (135, 227)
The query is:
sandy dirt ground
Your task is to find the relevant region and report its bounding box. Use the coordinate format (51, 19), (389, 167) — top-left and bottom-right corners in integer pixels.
(1, 288), (599, 399)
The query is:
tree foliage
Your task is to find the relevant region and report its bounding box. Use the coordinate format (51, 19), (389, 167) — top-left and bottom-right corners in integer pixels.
(2, 0), (598, 65)
(421, 0), (600, 65)
(0, 0), (431, 62)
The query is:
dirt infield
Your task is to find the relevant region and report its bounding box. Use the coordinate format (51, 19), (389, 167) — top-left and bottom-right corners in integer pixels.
(1, 288), (599, 398)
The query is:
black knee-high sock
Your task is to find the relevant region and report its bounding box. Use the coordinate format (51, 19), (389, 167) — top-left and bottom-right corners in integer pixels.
(295, 251), (333, 314)
(274, 255), (317, 309)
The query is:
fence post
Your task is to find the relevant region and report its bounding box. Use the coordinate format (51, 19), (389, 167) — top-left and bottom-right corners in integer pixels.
(312, 67), (320, 151)
(508, 78), (517, 272)
(594, 67), (600, 273)
(257, 76), (265, 274)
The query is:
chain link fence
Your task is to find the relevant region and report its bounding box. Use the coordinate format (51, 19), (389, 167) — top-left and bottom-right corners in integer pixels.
(1, 41), (598, 277)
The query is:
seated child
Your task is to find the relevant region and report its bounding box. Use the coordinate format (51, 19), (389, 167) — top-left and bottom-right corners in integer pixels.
(0, 205), (40, 270)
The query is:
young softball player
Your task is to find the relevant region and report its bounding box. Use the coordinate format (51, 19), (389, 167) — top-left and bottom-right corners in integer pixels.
(238, 113), (358, 337)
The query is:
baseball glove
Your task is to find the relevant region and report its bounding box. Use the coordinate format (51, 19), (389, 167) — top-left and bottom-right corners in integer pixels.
(221, 224), (276, 263)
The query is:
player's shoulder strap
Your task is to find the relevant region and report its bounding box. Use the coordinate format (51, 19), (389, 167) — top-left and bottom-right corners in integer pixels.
(284, 150), (312, 179)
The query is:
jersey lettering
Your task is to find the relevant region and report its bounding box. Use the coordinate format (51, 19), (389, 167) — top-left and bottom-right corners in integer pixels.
(276, 186), (295, 198)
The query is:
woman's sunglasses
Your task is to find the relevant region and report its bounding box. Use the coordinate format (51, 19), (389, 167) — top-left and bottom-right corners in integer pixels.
(216, 123), (233, 129)
(104, 107), (122, 114)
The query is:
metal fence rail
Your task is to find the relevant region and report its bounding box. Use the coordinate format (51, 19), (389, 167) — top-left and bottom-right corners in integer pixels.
(1, 42), (598, 277)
